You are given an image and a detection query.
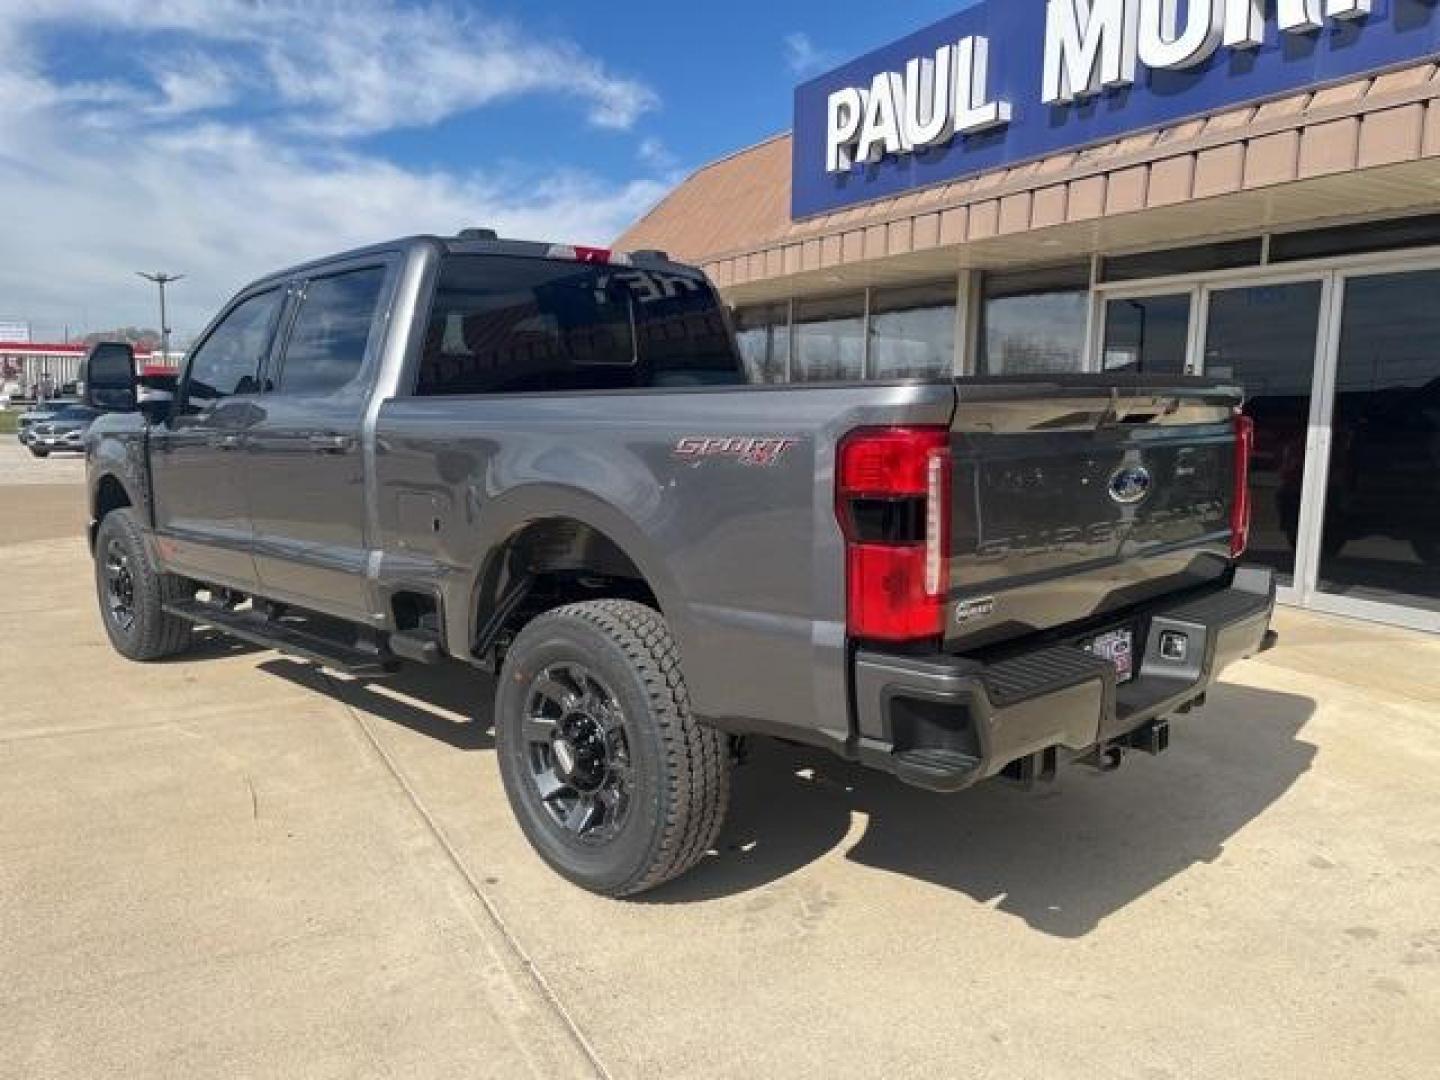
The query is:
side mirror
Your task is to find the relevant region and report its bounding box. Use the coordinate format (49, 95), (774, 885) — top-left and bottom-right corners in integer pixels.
(83, 342), (138, 412)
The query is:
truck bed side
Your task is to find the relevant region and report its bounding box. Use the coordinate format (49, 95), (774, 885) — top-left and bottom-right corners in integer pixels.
(372, 382), (955, 753)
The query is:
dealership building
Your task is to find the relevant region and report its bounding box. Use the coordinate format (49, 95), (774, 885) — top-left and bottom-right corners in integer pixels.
(618, 0), (1440, 632)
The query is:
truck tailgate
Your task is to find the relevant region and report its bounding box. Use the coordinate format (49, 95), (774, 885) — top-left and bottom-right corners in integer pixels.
(945, 377), (1242, 651)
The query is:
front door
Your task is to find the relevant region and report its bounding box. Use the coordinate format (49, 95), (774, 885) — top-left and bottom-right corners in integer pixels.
(245, 262), (393, 620)
(1199, 280), (1326, 595)
(150, 286), (286, 587)
(1095, 258), (1440, 631)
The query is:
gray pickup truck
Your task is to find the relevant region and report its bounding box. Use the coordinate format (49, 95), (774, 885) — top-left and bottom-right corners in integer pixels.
(82, 231), (1274, 896)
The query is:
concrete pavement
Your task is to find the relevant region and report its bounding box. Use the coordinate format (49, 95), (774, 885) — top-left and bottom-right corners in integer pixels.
(0, 439), (85, 487)
(2, 473), (1438, 1079)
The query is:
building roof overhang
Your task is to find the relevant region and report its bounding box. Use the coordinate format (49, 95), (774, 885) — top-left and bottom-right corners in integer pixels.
(618, 61), (1440, 305)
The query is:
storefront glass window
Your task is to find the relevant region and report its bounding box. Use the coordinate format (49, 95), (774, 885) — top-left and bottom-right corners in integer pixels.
(980, 265), (1089, 375)
(1271, 214), (1440, 264)
(868, 282), (956, 380)
(1101, 239), (1261, 283)
(1102, 294), (1191, 374)
(1318, 269), (1440, 613)
(734, 304), (789, 384)
(794, 295), (864, 383)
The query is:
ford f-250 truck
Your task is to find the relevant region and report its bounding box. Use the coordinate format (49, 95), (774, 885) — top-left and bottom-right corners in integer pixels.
(82, 231), (1274, 897)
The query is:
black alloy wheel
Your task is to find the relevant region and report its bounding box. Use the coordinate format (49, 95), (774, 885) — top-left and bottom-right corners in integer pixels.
(92, 508), (194, 661)
(495, 600), (731, 897)
(103, 537), (137, 634)
(522, 662), (633, 844)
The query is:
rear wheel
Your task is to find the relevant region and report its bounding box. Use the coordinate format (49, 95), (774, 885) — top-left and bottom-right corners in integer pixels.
(495, 600), (730, 897)
(93, 508), (194, 661)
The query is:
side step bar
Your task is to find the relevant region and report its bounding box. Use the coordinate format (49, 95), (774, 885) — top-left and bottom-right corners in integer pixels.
(163, 599), (397, 678)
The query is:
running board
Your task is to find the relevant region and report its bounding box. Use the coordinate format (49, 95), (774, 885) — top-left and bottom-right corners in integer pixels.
(163, 600), (397, 678)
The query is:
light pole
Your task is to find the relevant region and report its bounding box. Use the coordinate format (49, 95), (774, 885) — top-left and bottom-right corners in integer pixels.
(136, 271), (184, 361)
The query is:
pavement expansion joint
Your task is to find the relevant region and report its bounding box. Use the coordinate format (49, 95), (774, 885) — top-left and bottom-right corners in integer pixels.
(319, 669), (614, 1080)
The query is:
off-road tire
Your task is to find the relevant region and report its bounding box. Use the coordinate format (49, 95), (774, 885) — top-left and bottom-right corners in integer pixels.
(495, 600), (730, 897)
(94, 508), (194, 661)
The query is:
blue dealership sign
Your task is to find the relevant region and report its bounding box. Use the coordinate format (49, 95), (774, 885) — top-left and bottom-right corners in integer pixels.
(792, 0), (1440, 219)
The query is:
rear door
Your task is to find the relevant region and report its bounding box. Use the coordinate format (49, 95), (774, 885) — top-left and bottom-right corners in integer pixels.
(245, 259), (395, 619)
(151, 286), (286, 586)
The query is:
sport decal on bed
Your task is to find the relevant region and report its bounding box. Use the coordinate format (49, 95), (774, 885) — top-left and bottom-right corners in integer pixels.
(673, 436), (800, 468)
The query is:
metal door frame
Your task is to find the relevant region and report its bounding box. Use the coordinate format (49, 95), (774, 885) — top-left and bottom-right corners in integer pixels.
(1088, 282), (1205, 376)
(1195, 271), (1333, 611)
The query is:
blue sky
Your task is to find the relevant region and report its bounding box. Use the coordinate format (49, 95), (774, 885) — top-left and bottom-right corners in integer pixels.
(0, 0), (973, 339)
(350, 2), (975, 181)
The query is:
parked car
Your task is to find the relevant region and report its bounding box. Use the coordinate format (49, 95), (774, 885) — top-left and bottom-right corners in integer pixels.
(82, 232), (1274, 897)
(27, 404), (100, 456)
(16, 398), (81, 444)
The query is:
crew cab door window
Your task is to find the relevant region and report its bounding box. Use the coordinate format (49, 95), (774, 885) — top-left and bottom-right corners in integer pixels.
(275, 266), (388, 395)
(414, 255), (744, 395)
(183, 288), (283, 406)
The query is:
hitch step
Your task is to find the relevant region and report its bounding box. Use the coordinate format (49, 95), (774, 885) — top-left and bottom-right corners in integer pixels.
(163, 600), (398, 678)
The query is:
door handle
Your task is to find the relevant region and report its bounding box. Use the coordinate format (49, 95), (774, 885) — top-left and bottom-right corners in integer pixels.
(307, 433), (355, 454)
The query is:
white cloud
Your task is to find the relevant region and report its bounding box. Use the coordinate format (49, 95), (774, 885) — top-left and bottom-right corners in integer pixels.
(783, 32), (837, 77)
(149, 64), (240, 117)
(0, 2), (666, 338)
(15, 0), (659, 136)
(638, 136), (678, 172)
(0, 119), (668, 338)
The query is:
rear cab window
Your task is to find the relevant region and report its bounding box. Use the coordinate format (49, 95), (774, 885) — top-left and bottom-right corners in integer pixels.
(275, 265), (389, 395)
(414, 255), (745, 396)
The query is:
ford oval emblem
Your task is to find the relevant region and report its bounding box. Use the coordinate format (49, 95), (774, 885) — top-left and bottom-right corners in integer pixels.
(1108, 465), (1153, 506)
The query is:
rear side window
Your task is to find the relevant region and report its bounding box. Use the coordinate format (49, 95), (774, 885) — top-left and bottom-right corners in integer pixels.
(277, 266), (388, 395)
(415, 255), (744, 396)
(186, 288), (283, 403)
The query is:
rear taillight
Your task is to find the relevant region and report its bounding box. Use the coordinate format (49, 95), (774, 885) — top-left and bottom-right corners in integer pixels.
(1231, 412), (1254, 559)
(836, 427), (951, 642)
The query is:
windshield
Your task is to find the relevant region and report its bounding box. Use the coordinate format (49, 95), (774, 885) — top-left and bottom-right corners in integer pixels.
(52, 407), (95, 421)
(416, 255), (746, 396)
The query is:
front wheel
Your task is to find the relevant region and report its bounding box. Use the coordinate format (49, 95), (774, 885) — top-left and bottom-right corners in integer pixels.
(30, 447), (48, 457)
(93, 509), (195, 661)
(495, 600), (730, 897)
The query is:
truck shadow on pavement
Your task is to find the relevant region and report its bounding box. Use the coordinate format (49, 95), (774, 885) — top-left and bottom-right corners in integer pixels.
(660, 682), (1317, 937)
(255, 657), (1314, 938)
(167, 628), (267, 662)
(260, 659), (496, 752)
